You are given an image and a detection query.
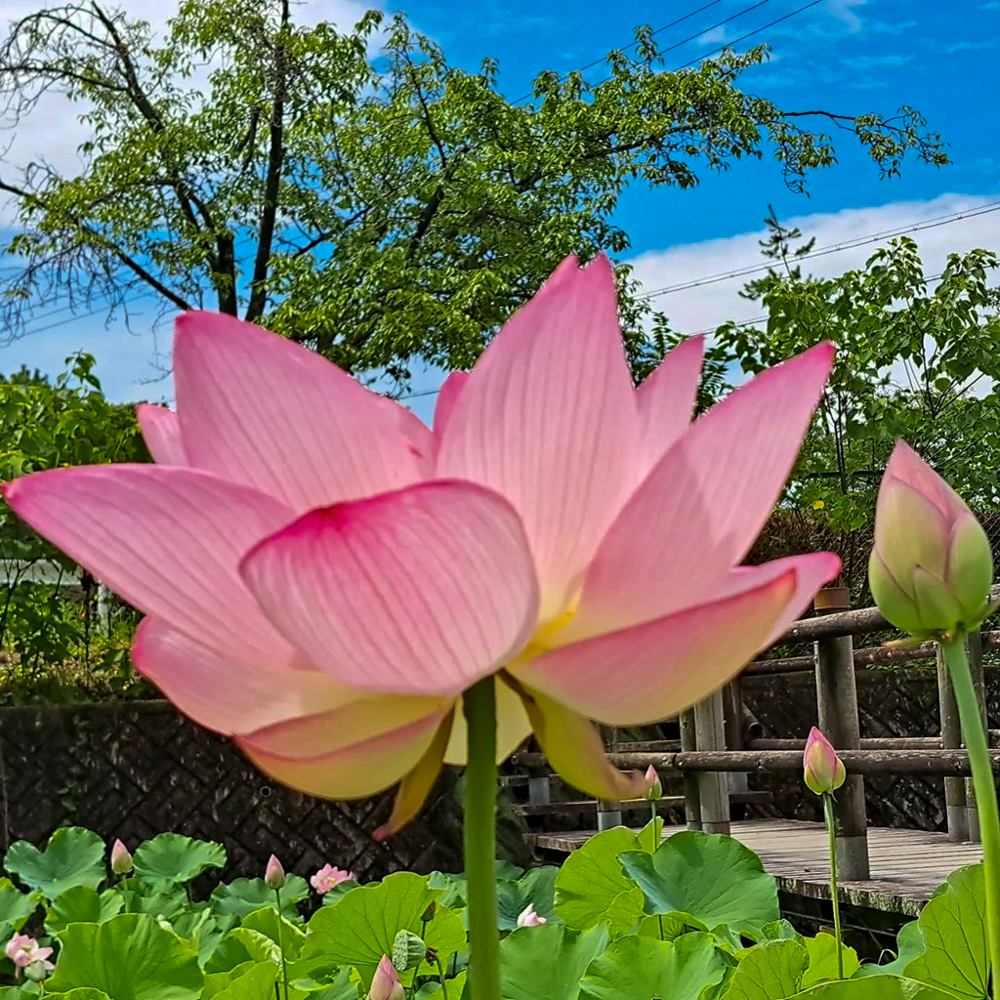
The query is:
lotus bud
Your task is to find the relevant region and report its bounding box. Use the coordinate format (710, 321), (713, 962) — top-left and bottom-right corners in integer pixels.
(871, 441), (993, 638)
(643, 764), (662, 801)
(264, 854), (286, 890)
(516, 903), (547, 927)
(369, 954), (405, 1000)
(110, 838), (133, 875)
(392, 928), (428, 972)
(803, 727), (846, 796)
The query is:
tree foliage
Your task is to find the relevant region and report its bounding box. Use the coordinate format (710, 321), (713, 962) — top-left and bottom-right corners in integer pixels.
(0, 1), (947, 385)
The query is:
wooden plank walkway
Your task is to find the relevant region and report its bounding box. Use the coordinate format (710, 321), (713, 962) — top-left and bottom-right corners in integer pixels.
(526, 819), (983, 916)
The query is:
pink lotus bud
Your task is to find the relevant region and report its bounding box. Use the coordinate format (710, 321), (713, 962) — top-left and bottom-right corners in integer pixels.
(4, 933), (54, 971)
(310, 863), (356, 894)
(803, 727), (847, 796)
(110, 838), (133, 875)
(369, 954), (405, 1000)
(516, 903), (547, 927)
(643, 764), (662, 801)
(871, 441), (993, 638)
(264, 854), (286, 890)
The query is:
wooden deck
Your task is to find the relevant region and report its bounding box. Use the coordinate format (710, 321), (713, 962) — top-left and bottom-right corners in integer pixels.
(526, 818), (983, 916)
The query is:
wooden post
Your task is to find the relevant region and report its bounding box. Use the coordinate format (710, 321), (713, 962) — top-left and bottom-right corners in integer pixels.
(965, 630), (988, 843)
(527, 776), (550, 808)
(814, 590), (870, 880)
(679, 708), (702, 830)
(937, 646), (970, 842)
(694, 689), (730, 835)
(597, 725), (622, 831)
(723, 680), (750, 816)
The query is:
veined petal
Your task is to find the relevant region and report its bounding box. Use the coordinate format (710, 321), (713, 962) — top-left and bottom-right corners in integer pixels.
(516, 561), (818, 725)
(635, 336), (704, 477)
(375, 710), (455, 840)
(875, 475), (951, 584)
(173, 311), (425, 512)
(884, 440), (968, 522)
(575, 342), (833, 633)
(436, 255), (640, 619)
(432, 371), (470, 456)
(136, 404), (187, 465)
(133, 617), (361, 735)
(237, 701), (452, 800)
(444, 676), (532, 765)
(4, 465), (297, 662)
(240, 481), (539, 697)
(516, 684), (648, 801)
(869, 550), (924, 636)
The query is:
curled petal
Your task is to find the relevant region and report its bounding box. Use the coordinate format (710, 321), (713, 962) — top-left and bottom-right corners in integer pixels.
(240, 481), (539, 697)
(173, 311), (425, 512)
(515, 684), (648, 801)
(869, 551), (924, 636)
(136, 404), (187, 465)
(437, 255), (640, 618)
(517, 556), (836, 725)
(875, 476), (951, 585)
(884, 440), (969, 522)
(238, 699), (452, 800)
(432, 371), (470, 459)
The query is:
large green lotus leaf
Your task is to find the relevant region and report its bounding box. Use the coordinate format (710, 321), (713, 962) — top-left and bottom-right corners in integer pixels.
(794, 976), (957, 999)
(164, 907), (233, 967)
(45, 885), (123, 934)
(42, 991), (113, 999)
(579, 931), (727, 1000)
(241, 905), (306, 960)
(0, 877), (38, 937)
(553, 827), (645, 937)
(905, 865), (988, 1000)
(722, 939), (809, 999)
(496, 867), (560, 930)
(417, 970), (467, 999)
(132, 833), (226, 889)
(4, 828), (105, 899)
(46, 912), (204, 1000)
(209, 875), (309, 921)
(205, 927), (280, 973)
(204, 961), (278, 1000)
(857, 922), (924, 979)
(620, 831), (779, 935)
(304, 872), (465, 988)
(800, 934), (860, 988)
(499, 923), (609, 1000)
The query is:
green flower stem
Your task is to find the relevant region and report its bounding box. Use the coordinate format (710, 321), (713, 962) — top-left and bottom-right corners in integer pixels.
(940, 635), (1000, 999)
(274, 887), (290, 1000)
(464, 677), (500, 1000)
(435, 954), (450, 1000)
(120, 875), (130, 915)
(822, 793), (844, 979)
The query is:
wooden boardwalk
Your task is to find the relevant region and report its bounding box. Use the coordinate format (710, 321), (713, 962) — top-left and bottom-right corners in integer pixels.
(526, 818), (983, 916)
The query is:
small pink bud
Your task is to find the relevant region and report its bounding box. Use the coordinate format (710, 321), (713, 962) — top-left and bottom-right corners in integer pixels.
(803, 727), (847, 796)
(643, 765), (662, 801)
(369, 954), (405, 1000)
(516, 903), (547, 927)
(110, 838), (133, 875)
(311, 863), (356, 894)
(4, 933), (54, 972)
(264, 854), (286, 890)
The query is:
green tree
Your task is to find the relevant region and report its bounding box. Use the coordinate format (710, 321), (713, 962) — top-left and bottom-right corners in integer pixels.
(0, 1), (946, 387)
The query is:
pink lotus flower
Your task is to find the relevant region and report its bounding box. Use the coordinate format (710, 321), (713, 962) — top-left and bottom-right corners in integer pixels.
(3, 256), (838, 835)
(870, 441), (993, 638)
(110, 838), (133, 875)
(369, 955), (404, 1000)
(311, 863), (355, 894)
(642, 764), (662, 801)
(264, 854), (286, 890)
(5, 933), (53, 971)
(516, 903), (547, 927)
(803, 727), (846, 796)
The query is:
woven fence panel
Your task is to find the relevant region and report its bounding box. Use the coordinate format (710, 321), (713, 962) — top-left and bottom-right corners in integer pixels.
(0, 701), (490, 881)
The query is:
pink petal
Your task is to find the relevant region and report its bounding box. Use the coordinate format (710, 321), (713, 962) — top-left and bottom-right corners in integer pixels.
(516, 555), (837, 725)
(136, 404), (187, 465)
(431, 371), (469, 458)
(436, 256), (640, 619)
(444, 676), (532, 765)
(240, 481), (539, 696)
(883, 440), (966, 522)
(237, 700), (452, 800)
(635, 336), (704, 476)
(173, 311), (425, 512)
(4, 465), (297, 661)
(516, 684), (648, 801)
(575, 343), (833, 633)
(133, 617), (361, 735)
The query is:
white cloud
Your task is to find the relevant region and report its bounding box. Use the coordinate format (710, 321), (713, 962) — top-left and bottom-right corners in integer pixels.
(626, 192), (1000, 338)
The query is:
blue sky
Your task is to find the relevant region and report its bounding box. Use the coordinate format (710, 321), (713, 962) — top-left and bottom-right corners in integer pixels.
(1, 0), (998, 419)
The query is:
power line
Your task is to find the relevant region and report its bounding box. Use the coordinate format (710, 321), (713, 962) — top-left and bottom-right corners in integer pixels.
(639, 200), (1000, 300)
